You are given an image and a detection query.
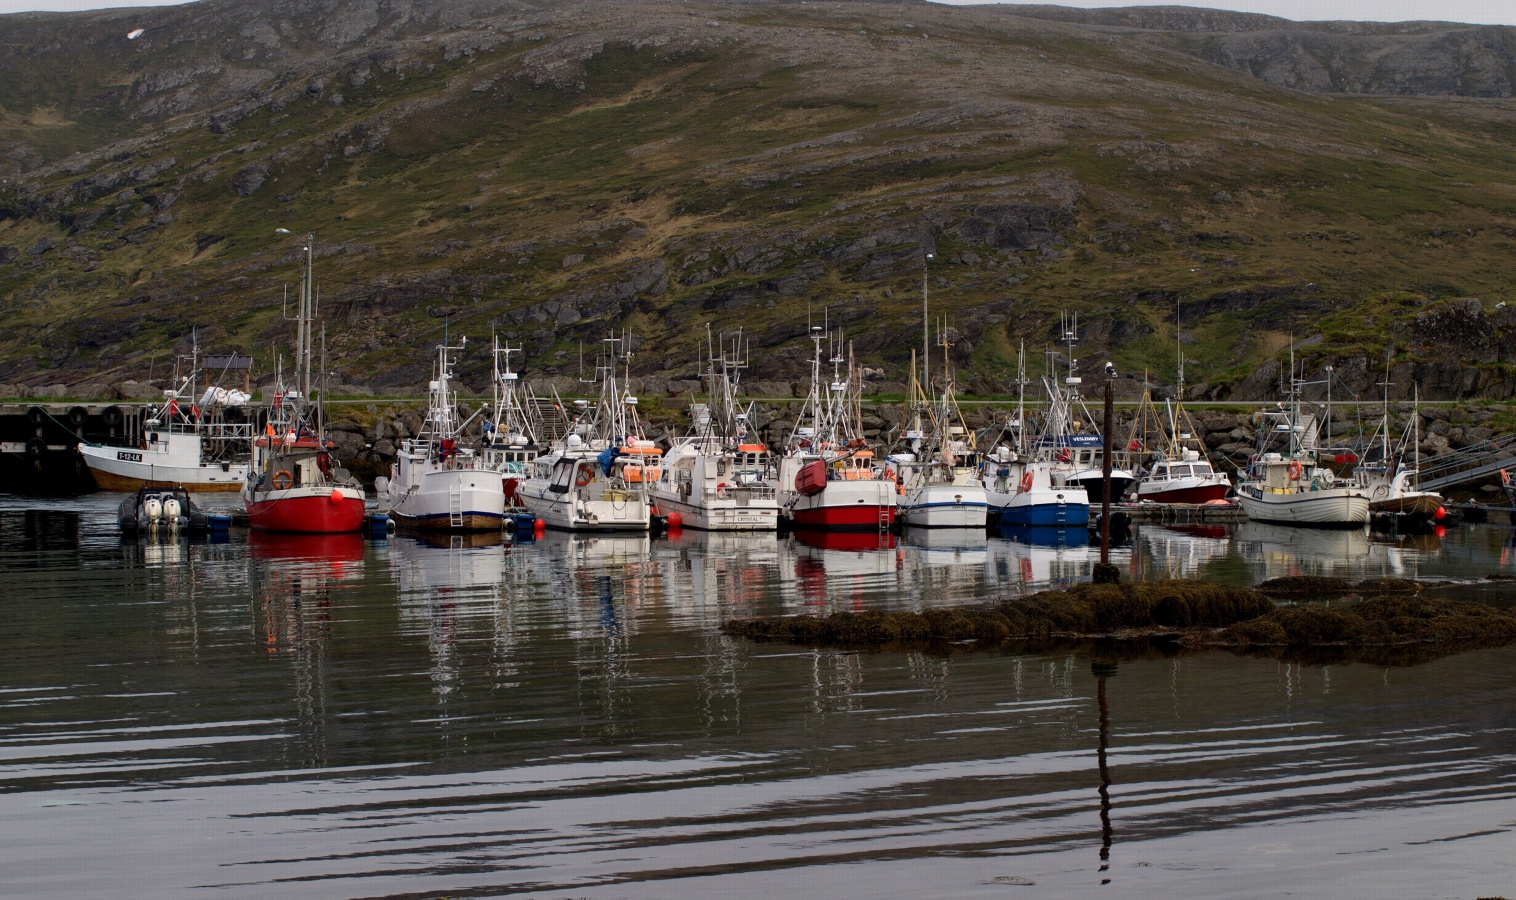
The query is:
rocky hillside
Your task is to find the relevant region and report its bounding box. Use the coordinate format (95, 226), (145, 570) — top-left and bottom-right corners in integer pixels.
(3, 0), (1516, 403)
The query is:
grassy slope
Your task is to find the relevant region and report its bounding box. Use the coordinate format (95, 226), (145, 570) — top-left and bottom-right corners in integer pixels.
(2, 1), (1516, 394)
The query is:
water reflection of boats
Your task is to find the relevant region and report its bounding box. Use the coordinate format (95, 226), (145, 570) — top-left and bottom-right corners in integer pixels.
(1138, 523), (1233, 579)
(784, 528), (899, 609)
(246, 530), (366, 562)
(664, 529), (784, 625)
(898, 525), (991, 607)
(901, 525), (987, 552)
(991, 523), (1089, 548)
(1232, 521), (1369, 577)
(406, 530), (507, 549)
(987, 525), (1094, 588)
(791, 528), (896, 552)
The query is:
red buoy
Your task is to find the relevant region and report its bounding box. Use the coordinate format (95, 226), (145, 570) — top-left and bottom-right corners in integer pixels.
(666, 512), (684, 529)
(1434, 506), (1446, 520)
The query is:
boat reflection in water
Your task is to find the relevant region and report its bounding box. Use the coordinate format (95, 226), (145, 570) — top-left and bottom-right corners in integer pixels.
(386, 532), (521, 709)
(246, 530), (366, 563)
(1139, 523), (1233, 580)
(894, 526), (994, 609)
(987, 523), (1100, 589)
(664, 529), (782, 627)
(1232, 521), (1371, 579)
(787, 527), (899, 611)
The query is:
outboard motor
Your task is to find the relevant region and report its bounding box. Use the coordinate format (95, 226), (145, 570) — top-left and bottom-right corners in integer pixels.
(142, 496), (163, 530)
(163, 497), (183, 530)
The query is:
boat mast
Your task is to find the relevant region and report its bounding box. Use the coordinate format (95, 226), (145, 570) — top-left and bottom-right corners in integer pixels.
(921, 250), (933, 397)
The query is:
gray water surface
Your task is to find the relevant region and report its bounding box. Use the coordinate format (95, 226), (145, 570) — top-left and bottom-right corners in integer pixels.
(1, 495), (1511, 899)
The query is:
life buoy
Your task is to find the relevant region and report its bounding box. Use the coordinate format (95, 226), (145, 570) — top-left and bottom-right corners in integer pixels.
(1020, 470), (1034, 492)
(271, 469), (294, 490)
(575, 466), (594, 487)
(1287, 460), (1303, 481)
(1056, 447), (1072, 463)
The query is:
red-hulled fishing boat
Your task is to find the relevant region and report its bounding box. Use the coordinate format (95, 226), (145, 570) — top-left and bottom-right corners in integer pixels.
(242, 232), (367, 534)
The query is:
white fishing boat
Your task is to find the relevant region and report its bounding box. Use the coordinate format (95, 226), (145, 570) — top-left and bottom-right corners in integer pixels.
(890, 340), (987, 530)
(79, 340), (254, 493)
(772, 327), (895, 532)
(242, 231), (367, 534)
(515, 335), (656, 532)
(478, 335), (540, 506)
(1234, 357), (1370, 528)
(1127, 310), (1232, 505)
(381, 338), (506, 533)
(650, 330), (779, 531)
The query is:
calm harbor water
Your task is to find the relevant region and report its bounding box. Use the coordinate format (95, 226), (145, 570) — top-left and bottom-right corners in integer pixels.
(2, 494), (1513, 899)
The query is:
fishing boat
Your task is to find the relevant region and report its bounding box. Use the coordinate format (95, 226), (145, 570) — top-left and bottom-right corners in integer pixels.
(515, 335), (656, 532)
(478, 334), (540, 503)
(1127, 385), (1231, 505)
(242, 232), (367, 533)
(772, 327), (895, 532)
(1134, 449), (1232, 504)
(978, 340), (1090, 528)
(380, 338), (506, 532)
(650, 330), (779, 531)
(1351, 384), (1445, 524)
(889, 326), (987, 529)
(1234, 356), (1370, 527)
(80, 339), (254, 492)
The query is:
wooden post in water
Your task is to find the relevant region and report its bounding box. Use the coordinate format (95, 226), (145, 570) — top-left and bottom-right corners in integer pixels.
(1101, 377), (1113, 563)
(1093, 372), (1120, 584)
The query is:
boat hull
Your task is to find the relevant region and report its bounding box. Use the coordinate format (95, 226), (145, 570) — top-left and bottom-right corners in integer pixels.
(1369, 492), (1443, 516)
(998, 499), (1090, 527)
(785, 479), (896, 531)
(388, 476), (506, 533)
(1071, 472), (1137, 504)
(81, 445), (247, 493)
(648, 493), (780, 531)
(1236, 484), (1370, 527)
(1134, 481), (1232, 505)
(519, 494), (651, 532)
(390, 511), (504, 532)
(790, 503), (897, 530)
(896, 483), (989, 529)
(245, 487), (367, 533)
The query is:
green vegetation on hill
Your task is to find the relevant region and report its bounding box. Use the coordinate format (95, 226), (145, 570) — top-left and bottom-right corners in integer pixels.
(2, 0), (1516, 399)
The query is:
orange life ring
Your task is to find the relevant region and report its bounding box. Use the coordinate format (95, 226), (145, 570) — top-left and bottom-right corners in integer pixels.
(271, 469), (293, 490)
(1020, 470), (1034, 492)
(1288, 460), (1303, 481)
(575, 466), (594, 487)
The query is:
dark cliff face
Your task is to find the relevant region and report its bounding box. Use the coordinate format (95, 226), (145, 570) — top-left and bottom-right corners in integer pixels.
(2, 0), (1516, 400)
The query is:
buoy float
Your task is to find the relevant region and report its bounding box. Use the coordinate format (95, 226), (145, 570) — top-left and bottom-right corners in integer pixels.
(666, 511), (684, 529)
(330, 489), (344, 502)
(1434, 506), (1446, 520)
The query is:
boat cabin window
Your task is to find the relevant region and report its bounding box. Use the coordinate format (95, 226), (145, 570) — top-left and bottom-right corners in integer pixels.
(1170, 464), (1192, 477)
